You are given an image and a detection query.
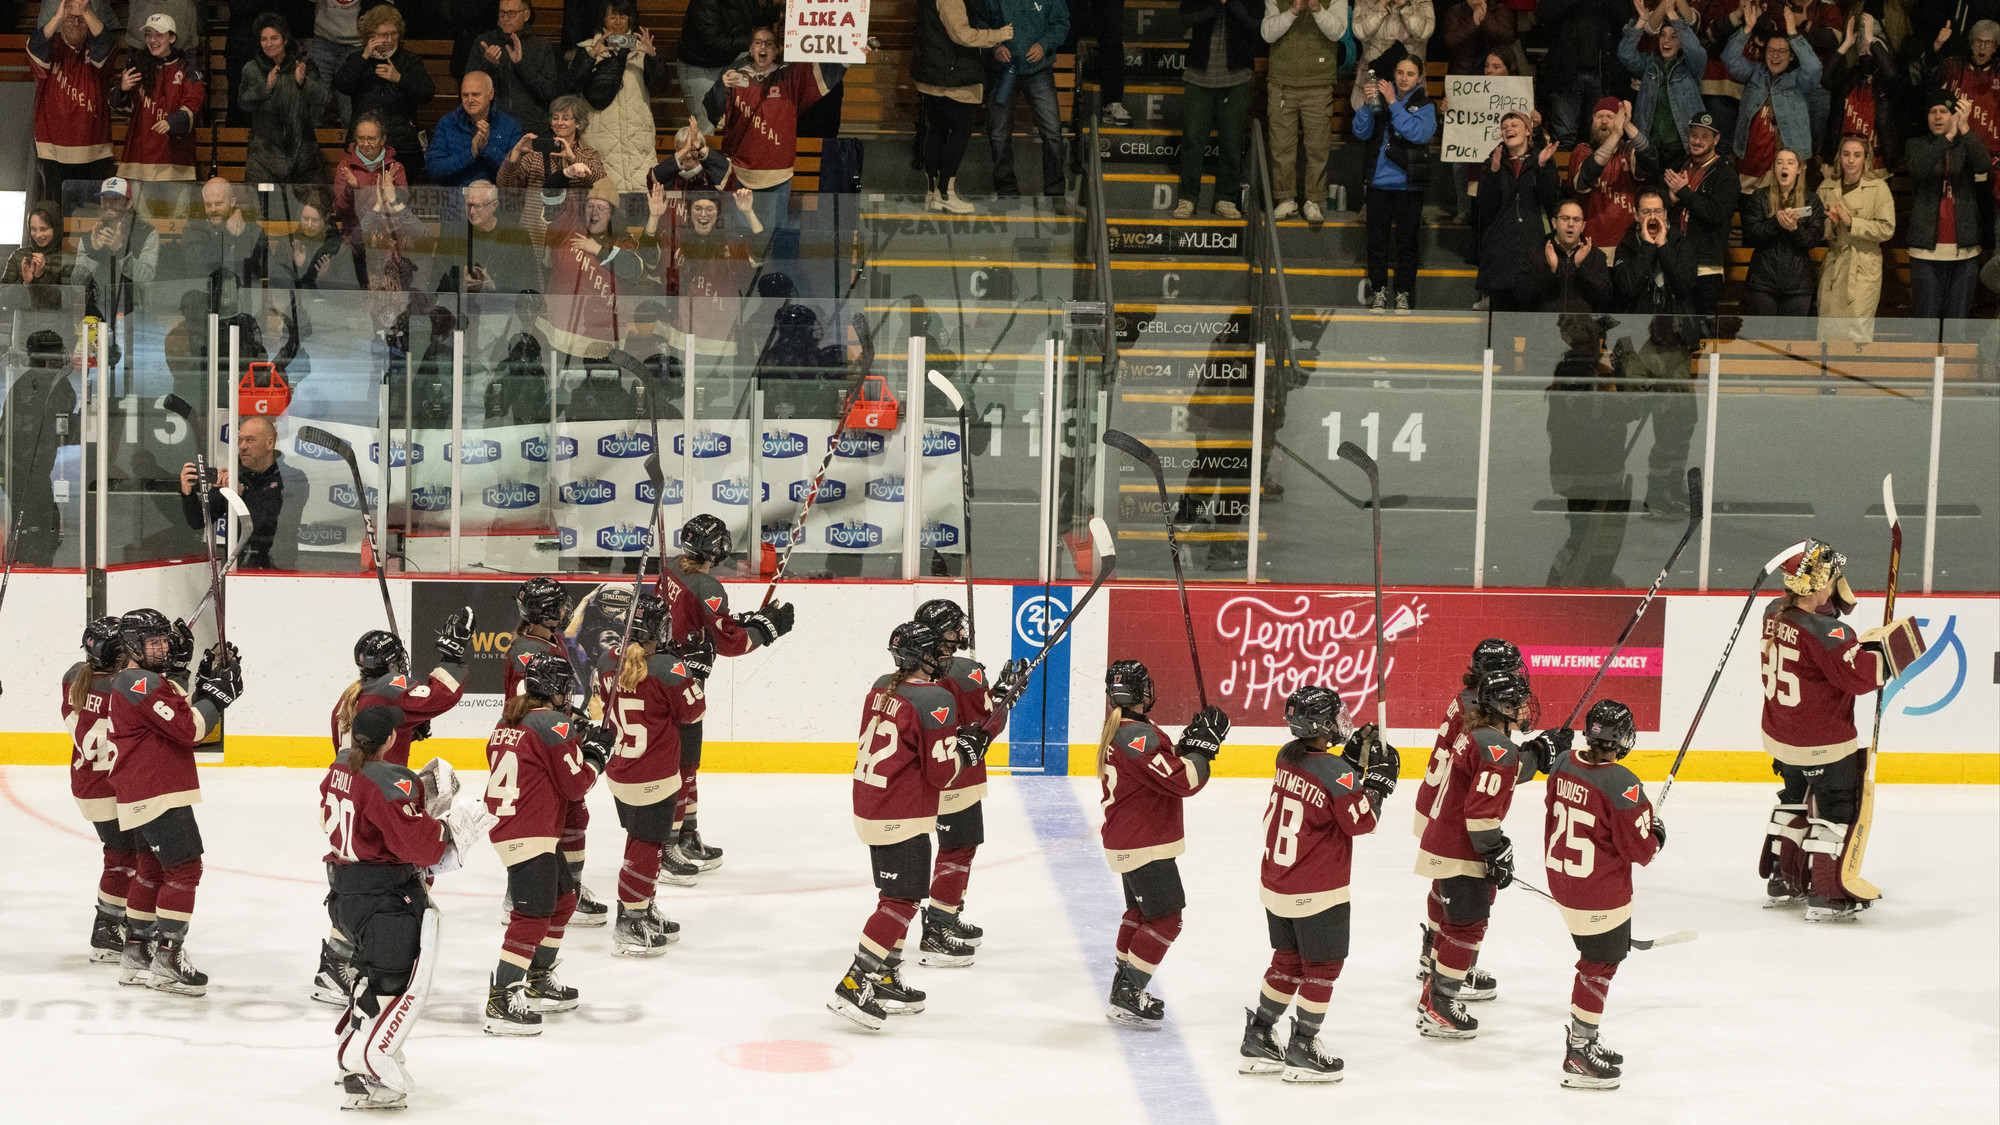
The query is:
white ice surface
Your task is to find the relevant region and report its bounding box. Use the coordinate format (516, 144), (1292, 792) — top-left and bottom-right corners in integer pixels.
(2, 767), (1995, 1123)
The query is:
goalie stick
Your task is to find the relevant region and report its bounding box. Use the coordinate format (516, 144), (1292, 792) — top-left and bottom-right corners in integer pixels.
(995, 517), (1116, 710)
(297, 425), (399, 638)
(1841, 475), (1899, 902)
(1102, 429), (1208, 707)
(926, 369), (977, 657)
(1513, 880), (1697, 949)
(159, 394), (231, 652)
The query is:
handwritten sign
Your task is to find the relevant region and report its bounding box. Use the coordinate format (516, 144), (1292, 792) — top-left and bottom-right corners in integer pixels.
(784, 0), (870, 64)
(1440, 74), (1535, 163)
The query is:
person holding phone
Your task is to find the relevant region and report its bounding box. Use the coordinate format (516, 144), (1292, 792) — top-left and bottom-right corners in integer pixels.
(1740, 148), (1825, 316)
(334, 5), (435, 183)
(500, 94), (607, 258)
(110, 13), (205, 182)
(569, 0), (668, 193)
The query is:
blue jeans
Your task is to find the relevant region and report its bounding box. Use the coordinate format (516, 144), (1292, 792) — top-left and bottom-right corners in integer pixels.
(680, 63), (727, 135)
(309, 37), (356, 128)
(985, 67), (1065, 196)
(1547, 73), (1604, 147)
(1908, 257), (1979, 320)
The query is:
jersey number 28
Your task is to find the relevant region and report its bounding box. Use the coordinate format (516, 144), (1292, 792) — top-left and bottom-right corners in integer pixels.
(1264, 792), (1304, 868)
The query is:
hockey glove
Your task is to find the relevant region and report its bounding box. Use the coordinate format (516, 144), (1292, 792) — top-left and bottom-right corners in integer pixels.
(1176, 705), (1231, 760)
(195, 646), (244, 712)
(417, 757), (460, 818)
(441, 792), (499, 852)
(765, 600), (796, 637)
(579, 722), (615, 772)
(1362, 741), (1403, 801)
(1342, 722), (1383, 766)
(435, 605), (475, 665)
(953, 724), (991, 771)
(1480, 836), (1516, 890)
(677, 638), (717, 681)
(167, 618), (196, 679)
(412, 720), (433, 742)
(990, 658), (1030, 707)
(1650, 811), (1667, 851)
(738, 609), (780, 646)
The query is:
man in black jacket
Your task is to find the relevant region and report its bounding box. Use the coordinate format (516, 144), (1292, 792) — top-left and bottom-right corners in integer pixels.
(180, 415), (307, 571)
(1660, 111), (1736, 318)
(1905, 92), (1992, 319)
(1521, 200), (1615, 311)
(679, 0), (781, 133)
(1613, 189), (1702, 316)
(464, 0), (564, 135)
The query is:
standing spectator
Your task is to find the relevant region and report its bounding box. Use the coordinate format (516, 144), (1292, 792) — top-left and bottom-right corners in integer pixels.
(500, 94), (608, 259)
(1906, 92), (1992, 319)
(28, 0), (117, 213)
(3, 207), (74, 312)
(1739, 148), (1824, 315)
(1725, 4), (1821, 190)
(335, 6), (435, 184)
(332, 113), (408, 235)
(1661, 111), (1737, 315)
(570, 0), (668, 194)
(444, 180), (544, 295)
(111, 14), (206, 183)
(1350, 0), (1436, 111)
(983, 0), (1071, 200)
(76, 179), (161, 318)
(910, 0), (1011, 214)
(678, 0), (781, 135)
(708, 27), (855, 230)
(311, 0), (367, 125)
(1821, 13), (1905, 172)
(1571, 98), (1661, 263)
(1353, 55), (1436, 312)
(1612, 188), (1702, 314)
(1083, 0), (1132, 125)
(1173, 0), (1261, 220)
(1544, 313), (1644, 586)
(653, 186), (765, 358)
(1520, 199), (1616, 310)
(1474, 110), (1563, 311)
(466, 0), (566, 136)
(649, 118), (730, 192)
(429, 71), (526, 187)
(176, 178), (269, 301)
(1816, 135), (1896, 342)
(1540, 0), (1627, 144)
(1778, 0), (1848, 143)
(179, 416), (307, 571)
(1261, 0), (1349, 222)
(223, 1), (316, 126)
(1446, 50), (1512, 224)
(3, 330), (77, 568)
(120, 1), (204, 58)
(240, 13), (331, 185)
(1919, 19), (1999, 224)
(1441, 0), (1515, 75)
(1621, 3), (1709, 170)
(269, 192), (345, 289)
(1697, 0), (1747, 143)
(537, 188), (642, 363)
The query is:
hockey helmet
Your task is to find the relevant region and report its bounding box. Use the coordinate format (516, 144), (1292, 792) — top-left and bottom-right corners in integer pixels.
(627, 594), (667, 644)
(354, 630), (408, 680)
(1582, 699), (1637, 759)
(888, 620), (947, 676)
(519, 652), (578, 704)
(1782, 540), (1847, 598)
(350, 705), (406, 754)
(679, 514), (733, 566)
(83, 616), (124, 672)
(914, 598), (966, 648)
(1285, 684), (1354, 742)
(1105, 659), (1154, 710)
(118, 609), (176, 672)
(1469, 637), (1523, 675)
(516, 576), (573, 629)
(1474, 667), (1536, 725)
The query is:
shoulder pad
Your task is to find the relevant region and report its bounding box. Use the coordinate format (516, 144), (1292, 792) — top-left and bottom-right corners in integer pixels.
(682, 569), (729, 616)
(1471, 727), (1520, 767)
(948, 656), (986, 688)
(900, 682), (957, 728)
(1299, 751), (1361, 792)
(871, 672), (894, 691)
(1604, 764), (1647, 807)
(595, 649), (622, 675)
(522, 708), (579, 744)
(360, 761), (423, 803)
(647, 653), (691, 684)
(112, 667), (159, 703)
(1114, 720), (1165, 760)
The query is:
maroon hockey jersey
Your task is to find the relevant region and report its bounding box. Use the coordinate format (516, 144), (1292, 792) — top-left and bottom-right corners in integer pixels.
(1759, 599), (1884, 766)
(658, 559), (764, 666)
(596, 648), (705, 805)
(484, 706), (598, 864)
(853, 675), (962, 845)
(715, 63), (835, 189)
(328, 662), (467, 769)
(1261, 744), (1380, 917)
(936, 654), (999, 813)
(28, 23), (115, 164)
(1416, 724), (1530, 881)
(1100, 716), (1212, 873)
(1544, 751), (1660, 931)
(501, 632), (562, 699)
(107, 668), (217, 830)
(1413, 688), (1474, 839)
(320, 759), (451, 869)
(111, 55), (205, 179)
(63, 664), (118, 819)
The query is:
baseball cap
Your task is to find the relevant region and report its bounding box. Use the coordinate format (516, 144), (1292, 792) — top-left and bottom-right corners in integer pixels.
(143, 13), (177, 35)
(99, 177), (133, 199)
(1686, 111), (1720, 134)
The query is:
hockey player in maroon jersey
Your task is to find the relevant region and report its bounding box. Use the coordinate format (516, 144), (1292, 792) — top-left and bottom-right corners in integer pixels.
(652, 513), (794, 867)
(1412, 637), (1523, 994)
(1098, 660), (1231, 1030)
(483, 652), (614, 1034)
(106, 609), (244, 996)
(64, 616), (134, 964)
(1758, 540), (1922, 921)
(321, 705), (495, 1110)
(1413, 666), (1570, 1038)
(1543, 700), (1664, 1090)
(827, 622), (975, 1031)
(502, 578), (609, 928)
(1239, 686), (1400, 1083)
(595, 594), (708, 956)
(909, 598), (1028, 965)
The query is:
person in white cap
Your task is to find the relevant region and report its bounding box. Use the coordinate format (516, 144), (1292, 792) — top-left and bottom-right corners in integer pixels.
(111, 11), (207, 181)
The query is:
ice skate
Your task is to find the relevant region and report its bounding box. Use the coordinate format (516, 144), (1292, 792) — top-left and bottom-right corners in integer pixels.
(1764, 875), (1807, 909)
(1416, 975), (1478, 1040)
(1415, 924), (1434, 981)
(1106, 964), (1165, 1030)
(1561, 1027), (1623, 1090)
(312, 939), (358, 1005)
(940, 908), (982, 948)
(483, 976), (543, 1036)
(680, 828), (723, 870)
(828, 964), (887, 1031)
(1459, 964), (1499, 1002)
(918, 908), (976, 967)
(1804, 900), (1863, 923)
(339, 1073), (408, 1111)
(147, 938), (208, 996)
(1281, 1018), (1345, 1083)
(569, 884), (610, 928)
(525, 962), (580, 1011)
(613, 905), (673, 957)
(1238, 1008), (1283, 1075)
(656, 844), (701, 887)
(871, 965), (926, 1014)
(88, 910), (124, 964)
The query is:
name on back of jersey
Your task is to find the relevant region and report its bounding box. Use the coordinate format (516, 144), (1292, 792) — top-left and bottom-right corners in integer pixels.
(1277, 767), (1328, 810)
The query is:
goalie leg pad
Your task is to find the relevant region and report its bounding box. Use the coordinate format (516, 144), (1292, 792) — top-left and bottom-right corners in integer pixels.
(339, 907), (438, 1096)
(1803, 817), (1855, 905)
(1760, 803), (1809, 883)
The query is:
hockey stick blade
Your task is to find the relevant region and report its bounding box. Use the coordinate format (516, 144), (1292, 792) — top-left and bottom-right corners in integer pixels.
(297, 424), (358, 468)
(1630, 931), (1698, 950)
(158, 392), (196, 423)
(186, 488), (254, 628)
(1104, 429), (1207, 705)
(1335, 440), (1378, 478)
(999, 517), (1116, 706)
(1102, 428), (1165, 483)
(926, 369), (964, 411)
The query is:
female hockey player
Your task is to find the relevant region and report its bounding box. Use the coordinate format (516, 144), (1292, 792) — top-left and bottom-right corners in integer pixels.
(594, 594), (706, 955)
(503, 577), (608, 927)
(1544, 699), (1664, 1090)
(1240, 685), (1400, 1083)
(313, 610), (476, 1003)
(910, 598), (1026, 966)
(827, 621), (975, 1031)
(322, 704), (494, 1110)
(107, 609), (243, 996)
(1098, 660), (1230, 1030)
(65, 616), (134, 964)
(1413, 666), (1567, 1038)
(483, 652), (613, 1034)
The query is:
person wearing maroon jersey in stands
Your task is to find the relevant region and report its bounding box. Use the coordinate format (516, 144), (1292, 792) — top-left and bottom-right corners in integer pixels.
(1097, 660), (1231, 1030)
(1239, 686), (1400, 1084)
(321, 705), (494, 1110)
(1543, 699), (1664, 1091)
(594, 594), (710, 955)
(64, 616), (133, 965)
(1411, 638), (1520, 992)
(1570, 98), (1662, 264)
(827, 621), (973, 1030)
(483, 652), (613, 1035)
(106, 609), (243, 997)
(1413, 665), (1570, 1037)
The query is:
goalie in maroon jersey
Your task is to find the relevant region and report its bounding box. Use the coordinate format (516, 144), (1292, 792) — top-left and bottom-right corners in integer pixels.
(1239, 686), (1400, 1083)
(63, 617), (134, 965)
(1544, 700), (1664, 1091)
(1098, 660), (1230, 1030)
(827, 621), (974, 1031)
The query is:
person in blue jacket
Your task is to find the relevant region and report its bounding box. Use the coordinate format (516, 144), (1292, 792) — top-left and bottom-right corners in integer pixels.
(427, 70), (524, 188)
(980, 0), (1069, 198)
(1351, 52), (1434, 313)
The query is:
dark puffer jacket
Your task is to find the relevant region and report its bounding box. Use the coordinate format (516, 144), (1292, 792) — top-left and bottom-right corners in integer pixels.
(1741, 189), (1826, 301)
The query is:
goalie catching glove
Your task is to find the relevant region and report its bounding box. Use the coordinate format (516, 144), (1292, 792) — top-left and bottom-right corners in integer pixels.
(416, 757), (459, 819)
(1176, 705), (1231, 761)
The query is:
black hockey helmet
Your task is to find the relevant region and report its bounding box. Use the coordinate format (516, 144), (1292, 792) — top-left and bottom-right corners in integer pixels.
(1474, 667), (1536, 726)
(519, 652), (578, 703)
(118, 609), (176, 672)
(914, 598), (966, 649)
(354, 630), (408, 680)
(1106, 660), (1154, 710)
(83, 616), (124, 672)
(350, 705), (406, 754)
(1470, 637), (1523, 675)
(888, 621), (947, 676)
(1285, 684), (1354, 742)
(1582, 699), (1637, 759)
(627, 594), (667, 644)
(516, 576), (573, 629)
(680, 514), (733, 566)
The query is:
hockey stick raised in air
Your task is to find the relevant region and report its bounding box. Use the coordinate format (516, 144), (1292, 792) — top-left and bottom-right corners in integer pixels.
(160, 394), (230, 653)
(297, 425), (399, 639)
(927, 369), (977, 658)
(607, 348), (725, 645)
(185, 487), (253, 629)
(615, 451), (669, 657)
(1841, 475), (1899, 902)
(1102, 429), (1208, 708)
(759, 368), (871, 610)
(996, 517), (1116, 710)
(1657, 538), (1813, 811)
(1559, 466), (1703, 731)
(1513, 881), (1697, 949)
(1338, 440), (1388, 736)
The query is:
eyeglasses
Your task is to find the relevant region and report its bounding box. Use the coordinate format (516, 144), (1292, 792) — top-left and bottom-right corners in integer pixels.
(468, 198), (499, 211)
(1638, 207), (1667, 217)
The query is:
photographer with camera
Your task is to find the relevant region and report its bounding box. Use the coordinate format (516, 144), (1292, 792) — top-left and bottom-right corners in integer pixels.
(569, 0), (668, 194)
(334, 5), (435, 183)
(179, 415), (307, 572)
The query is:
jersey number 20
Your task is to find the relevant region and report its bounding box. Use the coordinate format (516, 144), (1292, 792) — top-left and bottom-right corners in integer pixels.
(320, 792), (359, 863)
